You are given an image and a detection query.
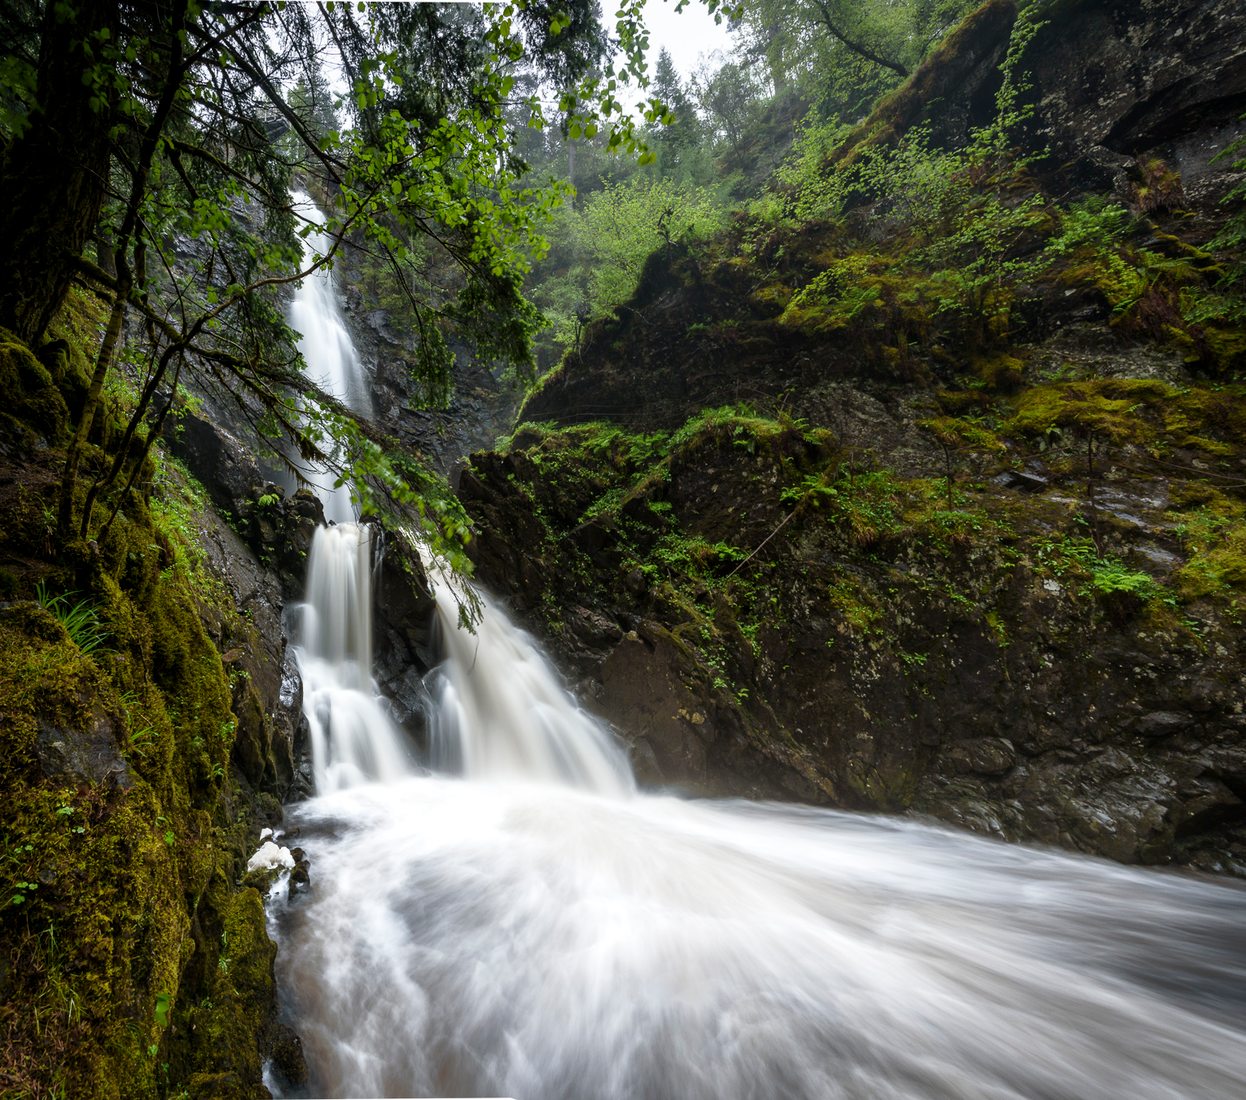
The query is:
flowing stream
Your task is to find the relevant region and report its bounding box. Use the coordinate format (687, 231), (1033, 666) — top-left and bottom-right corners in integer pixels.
(274, 206), (1246, 1099)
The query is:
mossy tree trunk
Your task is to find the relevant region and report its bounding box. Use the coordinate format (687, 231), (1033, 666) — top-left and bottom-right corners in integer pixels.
(55, 0), (190, 541)
(0, 0), (119, 345)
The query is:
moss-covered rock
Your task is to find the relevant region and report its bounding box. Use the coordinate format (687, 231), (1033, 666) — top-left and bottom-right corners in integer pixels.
(0, 323), (291, 1097)
(0, 325), (70, 452)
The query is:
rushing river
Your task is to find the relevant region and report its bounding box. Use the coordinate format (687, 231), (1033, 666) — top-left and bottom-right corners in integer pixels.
(274, 195), (1246, 1100)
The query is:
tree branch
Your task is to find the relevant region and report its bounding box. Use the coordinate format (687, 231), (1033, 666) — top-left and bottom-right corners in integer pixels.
(809, 0), (909, 78)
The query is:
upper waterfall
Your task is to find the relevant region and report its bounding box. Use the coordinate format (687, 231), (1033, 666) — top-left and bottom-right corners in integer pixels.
(287, 189), (371, 525)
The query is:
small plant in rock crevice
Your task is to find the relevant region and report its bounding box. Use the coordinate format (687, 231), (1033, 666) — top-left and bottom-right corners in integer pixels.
(35, 580), (108, 655)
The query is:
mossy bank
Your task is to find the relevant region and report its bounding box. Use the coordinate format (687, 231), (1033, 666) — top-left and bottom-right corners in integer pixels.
(458, 0), (1246, 875)
(0, 313), (302, 1096)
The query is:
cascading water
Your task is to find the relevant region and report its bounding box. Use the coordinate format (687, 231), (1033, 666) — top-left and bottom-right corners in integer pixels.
(286, 191), (411, 793)
(423, 561), (634, 796)
(270, 207), (1246, 1099)
(288, 189), (372, 526)
(296, 524), (413, 793)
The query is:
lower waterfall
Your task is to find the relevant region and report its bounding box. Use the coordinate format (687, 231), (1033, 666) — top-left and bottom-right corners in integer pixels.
(294, 524), (413, 794)
(269, 554), (1246, 1099)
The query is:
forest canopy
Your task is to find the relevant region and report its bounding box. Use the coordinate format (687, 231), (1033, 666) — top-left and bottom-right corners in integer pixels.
(0, 0), (732, 547)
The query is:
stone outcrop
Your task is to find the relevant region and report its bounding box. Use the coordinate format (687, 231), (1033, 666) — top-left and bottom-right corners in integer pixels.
(461, 363), (1246, 873)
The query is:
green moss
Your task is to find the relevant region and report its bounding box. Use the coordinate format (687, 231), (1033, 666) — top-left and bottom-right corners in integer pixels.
(921, 414), (1007, 456)
(985, 609), (1010, 646)
(0, 326), (70, 443)
(1006, 378), (1174, 445)
(0, 326), (276, 1099)
(1169, 494), (1246, 610)
(827, 576), (885, 637)
(167, 879), (273, 1093)
(973, 353), (1024, 392)
(1004, 380), (1246, 467)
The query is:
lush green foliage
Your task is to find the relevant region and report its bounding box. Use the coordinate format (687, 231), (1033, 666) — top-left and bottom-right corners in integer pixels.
(531, 177), (729, 358)
(736, 0), (979, 111)
(34, 582), (109, 656)
(752, 3), (1242, 370)
(0, 0), (738, 557)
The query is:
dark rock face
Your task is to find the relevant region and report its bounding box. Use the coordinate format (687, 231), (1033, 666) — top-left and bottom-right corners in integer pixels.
(839, 0), (1246, 206)
(35, 709), (129, 788)
(334, 247), (524, 480)
(194, 490), (305, 802)
(1023, 0), (1246, 217)
(167, 402), (325, 600)
(167, 412), (263, 523)
(372, 527), (438, 740)
(1032, 0), (1246, 154)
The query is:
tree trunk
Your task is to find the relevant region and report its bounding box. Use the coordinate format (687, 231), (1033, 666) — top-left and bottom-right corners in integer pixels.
(0, 1), (118, 345)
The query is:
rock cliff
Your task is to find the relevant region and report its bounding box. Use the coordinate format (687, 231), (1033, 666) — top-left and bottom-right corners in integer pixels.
(459, 0), (1246, 874)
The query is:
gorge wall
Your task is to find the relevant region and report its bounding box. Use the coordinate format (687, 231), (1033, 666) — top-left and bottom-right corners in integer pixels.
(458, 0), (1246, 875)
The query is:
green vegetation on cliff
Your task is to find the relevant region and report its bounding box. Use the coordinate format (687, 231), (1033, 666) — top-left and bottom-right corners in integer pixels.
(0, 321), (290, 1097)
(464, 0), (1246, 871)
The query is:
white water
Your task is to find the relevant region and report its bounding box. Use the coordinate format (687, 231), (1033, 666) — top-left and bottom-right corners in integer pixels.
(274, 775), (1246, 1099)
(423, 563), (634, 796)
(287, 189), (372, 525)
(295, 523), (413, 793)
(271, 232), (1246, 1100)
(288, 189), (412, 792)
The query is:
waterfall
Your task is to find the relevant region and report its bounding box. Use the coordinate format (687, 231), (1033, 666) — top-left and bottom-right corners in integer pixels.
(269, 197), (1246, 1100)
(296, 523), (413, 793)
(287, 191), (411, 792)
(288, 189), (371, 526)
(423, 560), (635, 795)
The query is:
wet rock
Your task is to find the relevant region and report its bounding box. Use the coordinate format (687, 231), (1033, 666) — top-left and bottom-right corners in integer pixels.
(334, 243), (523, 477)
(601, 625), (713, 782)
(372, 527), (437, 741)
(267, 1024), (308, 1089)
(167, 412), (261, 520)
(241, 487), (323, 598)
(1170, 777), (1245, 839)
(994, 469), (1049, 493)
(35, 712), (129, 788)
(196, 500), (302, 799)
(943, 738), (1017, 777)
(1133, 711), (1190, 739)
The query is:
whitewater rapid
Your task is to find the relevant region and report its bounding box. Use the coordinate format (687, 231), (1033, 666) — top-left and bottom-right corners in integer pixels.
(272, 773), (1246, 1099)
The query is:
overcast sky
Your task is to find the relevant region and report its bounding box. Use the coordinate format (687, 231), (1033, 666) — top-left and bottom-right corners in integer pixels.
(641, 0), (734, 82)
